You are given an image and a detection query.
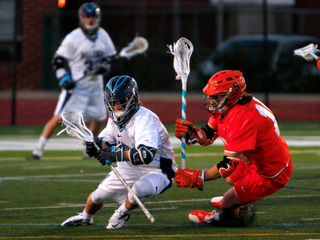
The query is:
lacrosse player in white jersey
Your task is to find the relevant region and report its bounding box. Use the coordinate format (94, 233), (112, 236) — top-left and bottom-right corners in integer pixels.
(31, 2), (117, 159)
(61, 75), (178, 229)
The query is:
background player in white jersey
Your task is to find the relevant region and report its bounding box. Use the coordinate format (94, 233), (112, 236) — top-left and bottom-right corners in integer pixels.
(31, 2), (117, 159)
(61, 75), (178, 229)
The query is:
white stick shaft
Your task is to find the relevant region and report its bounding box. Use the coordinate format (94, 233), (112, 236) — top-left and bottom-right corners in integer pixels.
(181, 82), (187, 169)
(108, 164), (155, 223)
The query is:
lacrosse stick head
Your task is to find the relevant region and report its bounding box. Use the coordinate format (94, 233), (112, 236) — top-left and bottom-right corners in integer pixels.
(57, 109), (94, 143)
(168, 37), (194, 83)
(119, 36), (149, 58)
(294, 43), (319, 61)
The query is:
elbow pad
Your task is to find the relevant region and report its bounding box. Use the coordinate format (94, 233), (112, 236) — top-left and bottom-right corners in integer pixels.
(129, 145), (157, 165)
(52, 55), (68, 70)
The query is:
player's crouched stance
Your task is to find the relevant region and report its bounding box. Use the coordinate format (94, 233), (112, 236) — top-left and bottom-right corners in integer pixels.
(175, 70), (293, 227)
(61, 76), (178, 229)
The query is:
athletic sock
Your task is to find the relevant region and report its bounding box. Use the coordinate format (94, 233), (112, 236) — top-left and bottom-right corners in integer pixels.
(82, 210), (94, 220)
(118, 203), (132, 214)
(212, 212), (220, 221)
(36, 136), (48, 150)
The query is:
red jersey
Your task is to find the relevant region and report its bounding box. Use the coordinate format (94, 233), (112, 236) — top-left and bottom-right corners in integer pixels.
(209, 97), (290, 178)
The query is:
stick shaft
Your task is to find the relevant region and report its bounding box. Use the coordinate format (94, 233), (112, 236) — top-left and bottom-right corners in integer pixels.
(181, 82), (187, 169)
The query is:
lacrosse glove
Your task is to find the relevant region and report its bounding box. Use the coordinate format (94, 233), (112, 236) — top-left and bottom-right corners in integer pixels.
(175, 168), (204, 191)
(175, 119), (200, 145)
(59, 74), (76, 90)
(96, 144), (123, 166)
(95, 58), (111, 75)
(217, 156), (240, 178)
(85, 137), (102, 158)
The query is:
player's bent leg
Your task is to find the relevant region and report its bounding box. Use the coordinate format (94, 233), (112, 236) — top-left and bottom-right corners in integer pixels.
(219, 187), (243, 223)
(89, 120), (104, 137)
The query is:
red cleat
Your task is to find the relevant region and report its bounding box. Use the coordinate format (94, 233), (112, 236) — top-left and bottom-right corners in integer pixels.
(210, 196), (223, 209)
(188, 210), (216, 224)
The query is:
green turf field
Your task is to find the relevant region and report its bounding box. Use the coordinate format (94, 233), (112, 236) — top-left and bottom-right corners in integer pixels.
(0, 122), (320, 239)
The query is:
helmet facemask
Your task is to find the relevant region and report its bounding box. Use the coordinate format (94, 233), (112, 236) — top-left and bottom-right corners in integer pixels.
(105, 91), (138, 126)
(78, 3), (101, 37)
(203, 88), (231, 118)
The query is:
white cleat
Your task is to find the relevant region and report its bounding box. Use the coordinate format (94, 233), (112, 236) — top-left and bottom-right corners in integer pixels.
(31, 148), (43, 160)
(61, 213), (93, 226)
(106, 210), (131, 229)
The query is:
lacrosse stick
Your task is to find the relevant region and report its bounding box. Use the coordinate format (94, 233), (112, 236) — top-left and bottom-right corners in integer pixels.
(77, 36), (149, 82)
(168, 37), (194, 169)
(294, 43), (320, 61)
(57, 109), (155, 223)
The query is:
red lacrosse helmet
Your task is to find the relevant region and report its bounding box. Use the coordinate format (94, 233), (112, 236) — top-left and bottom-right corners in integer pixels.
(202, 70), (246, 118)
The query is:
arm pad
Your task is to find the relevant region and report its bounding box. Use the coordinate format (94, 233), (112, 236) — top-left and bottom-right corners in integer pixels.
(129, 145), (157, 165)
(52, 55), (68, 71)
(200, 124), (219, 146)
(217, 155), (240, 178)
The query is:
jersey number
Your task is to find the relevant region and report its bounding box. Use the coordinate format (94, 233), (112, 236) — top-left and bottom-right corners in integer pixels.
(84, 59), (101, 76)
(255, 104), (280, 137)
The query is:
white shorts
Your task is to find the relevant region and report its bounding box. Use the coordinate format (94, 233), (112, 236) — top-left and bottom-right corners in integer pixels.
(54, 90), (107, 122)
(96, 165), (172, 204)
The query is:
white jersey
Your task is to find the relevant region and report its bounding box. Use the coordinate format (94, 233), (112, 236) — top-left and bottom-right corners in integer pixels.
(55, 28), (117, 96)
(99, 107), (178, 178)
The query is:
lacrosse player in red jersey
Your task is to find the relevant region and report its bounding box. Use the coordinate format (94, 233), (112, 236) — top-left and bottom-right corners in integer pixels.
(31, 2), (116, 160)
(61, 76), (178, 229)
(175, 70), (293, 226)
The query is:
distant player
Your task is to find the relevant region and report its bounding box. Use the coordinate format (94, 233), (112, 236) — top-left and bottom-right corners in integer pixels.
(61, 76), (178, 229)
(174, 70), (292, 226)
(31, 2), (116, 159)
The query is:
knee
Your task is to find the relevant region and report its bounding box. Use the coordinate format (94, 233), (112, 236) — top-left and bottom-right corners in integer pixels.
(128, 180), (152, 204)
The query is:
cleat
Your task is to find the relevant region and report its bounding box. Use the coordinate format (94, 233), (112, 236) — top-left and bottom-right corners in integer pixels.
(61, 213), (93, 226)
(239, 204), (254, 215)
(210, 196), (223, 209)
(31, 148), (43, 160)
(106, 210), (131, 229)
(189, 210), (216, 224)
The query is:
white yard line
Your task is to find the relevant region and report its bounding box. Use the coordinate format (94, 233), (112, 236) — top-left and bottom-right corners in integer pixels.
(1, 136), (320, 151)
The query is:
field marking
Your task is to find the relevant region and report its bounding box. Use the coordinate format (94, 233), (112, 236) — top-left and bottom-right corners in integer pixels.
(2, 195), (320, 211)
(0, 232), (320, 239)
(1, 136), (320, 152)
(1, 148), (320, 162)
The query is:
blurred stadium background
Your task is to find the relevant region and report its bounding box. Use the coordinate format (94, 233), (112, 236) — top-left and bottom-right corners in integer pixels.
(1, 0), (320, 125)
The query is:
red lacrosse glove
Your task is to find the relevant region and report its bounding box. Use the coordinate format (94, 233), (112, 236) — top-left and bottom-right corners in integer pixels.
(317, 59), (320, 70)
(175, 168), (204, 191)
(175, 119), (200, 145)
(218, 156), (240, 178)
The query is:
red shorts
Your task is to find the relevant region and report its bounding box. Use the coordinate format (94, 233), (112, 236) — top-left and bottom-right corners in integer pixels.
(229, 157), (293, 205)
